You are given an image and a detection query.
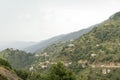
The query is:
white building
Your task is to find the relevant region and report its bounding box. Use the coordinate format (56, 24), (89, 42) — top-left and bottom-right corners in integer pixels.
(68, 44), (75, 47)
(35, 54), (39, 57)
(91, 53), (97, 57)
(107, 69), (111, 73)
(29, 66), (34, 71)
(41, 65), (47, 69)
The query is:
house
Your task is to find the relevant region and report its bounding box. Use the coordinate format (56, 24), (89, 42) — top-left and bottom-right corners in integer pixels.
(29, 66), (34, 71)
(43, 52), (49, 56)
(78, 60), (87, 64)
(51, 62), (57, 64)
(91, 53), (97, 57)
(35, 54), (39, 57)
(69, 62), (72, 65)
(41, 65), (47, 69)
(46, 61), (50, 64)
(68, 44), (75, 47)
(96, 44), (100, 47)
(64, 62), (72, 67)
(91, 65), (95, 68)
(82, 64), (85, 68)
(102, 69), (107, 74)
(100, 65), (105, 67)
(107, 69), (111, 73)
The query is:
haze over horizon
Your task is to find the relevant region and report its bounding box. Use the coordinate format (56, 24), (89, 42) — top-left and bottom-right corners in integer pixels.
(0, 0), (120, 42)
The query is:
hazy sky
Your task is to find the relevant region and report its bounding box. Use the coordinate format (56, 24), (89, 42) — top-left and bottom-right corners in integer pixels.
(0, 0), (120, 42)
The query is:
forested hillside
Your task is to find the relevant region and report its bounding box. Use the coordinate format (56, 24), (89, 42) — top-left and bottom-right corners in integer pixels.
(35, 11), (120, 65)
(31, 11), (120, 80)
(25, 26), (94, 53)
(0, 48), (36, 69)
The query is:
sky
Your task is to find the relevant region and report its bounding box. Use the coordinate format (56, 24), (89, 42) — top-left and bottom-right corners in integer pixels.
(0, 0), (120, 42)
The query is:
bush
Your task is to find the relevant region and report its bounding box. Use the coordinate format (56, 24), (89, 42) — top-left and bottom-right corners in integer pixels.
(0, 58), (12, 69)
(47, 62), (76, 80)
(15, 70), (29, 80)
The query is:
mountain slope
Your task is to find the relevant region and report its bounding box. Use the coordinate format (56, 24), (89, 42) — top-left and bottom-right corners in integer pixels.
(32, 11), (120, 72)
(0, 48), (36, 69)
(25, 26), (95, 53)
(49, 11), (120, 63)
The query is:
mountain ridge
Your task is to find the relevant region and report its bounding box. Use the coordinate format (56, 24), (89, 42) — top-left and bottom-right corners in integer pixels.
(0, 41), (36, 51)
(31, 11), (120, 74)
(25, 26), (96, 53)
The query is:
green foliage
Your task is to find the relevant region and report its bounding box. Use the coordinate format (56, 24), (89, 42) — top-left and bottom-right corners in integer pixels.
(15, 69), (43, 80)
(28, 72), (42, 80)
(0, 58), (11, 69)
(86, 68), (120, 80)
(15, 70), (29, 80)
(47, 62), (76, 80)
(110, 11), (120, 20)
(0, 49), (37, 69)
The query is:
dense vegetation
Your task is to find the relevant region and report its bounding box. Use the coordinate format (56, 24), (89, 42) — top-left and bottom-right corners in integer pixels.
(0, 48), (37, 69)
(46, 62), (76, 80)
(15, 62), (77, 80)
(0, 57), (77, 80)
(0, 58), (11, 69)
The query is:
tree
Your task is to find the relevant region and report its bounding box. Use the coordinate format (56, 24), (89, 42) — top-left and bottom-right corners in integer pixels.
(0, 58), (12, 69)
(47, 62), (76, 80)
(15, 70), (29, 80)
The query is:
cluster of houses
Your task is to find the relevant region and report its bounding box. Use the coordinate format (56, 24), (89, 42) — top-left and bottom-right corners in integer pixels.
(31, 43), (75, 71)
(34, 52), (49, 57)
(30, 43), (120, 75)
(102, 68), (111, 74)
(91, 62), (120, 68)
(90, 62), (120, 74)
(29, 60), (72, 71)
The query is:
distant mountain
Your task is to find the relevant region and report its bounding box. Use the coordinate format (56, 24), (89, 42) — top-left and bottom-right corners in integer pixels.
(0, 41), (36, 51)
(25, 26), (96, 53)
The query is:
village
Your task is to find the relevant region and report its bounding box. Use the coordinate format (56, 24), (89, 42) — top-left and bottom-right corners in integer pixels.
(29, 42), (120, 75)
